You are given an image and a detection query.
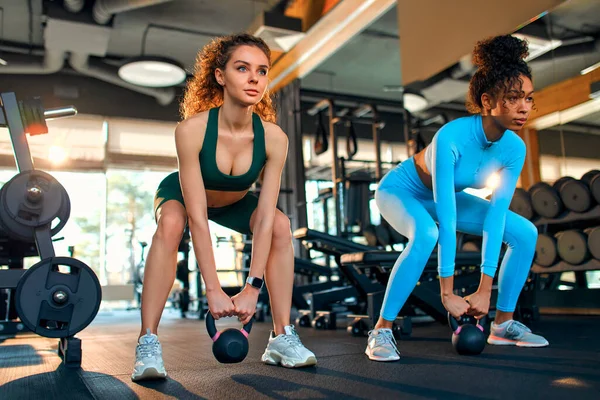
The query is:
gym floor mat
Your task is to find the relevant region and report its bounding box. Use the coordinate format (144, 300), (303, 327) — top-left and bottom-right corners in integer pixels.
(1, 311), (599, 399)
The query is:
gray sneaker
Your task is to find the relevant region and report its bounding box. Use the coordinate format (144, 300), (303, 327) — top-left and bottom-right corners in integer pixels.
(488, 320), (549, 347)
(261, 325), (317, 368)
(131, 329), (168, 382)
(365, 328), (400, 361)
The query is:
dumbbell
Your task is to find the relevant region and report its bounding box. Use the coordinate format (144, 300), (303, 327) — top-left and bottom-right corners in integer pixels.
(556, 230), (590, 265)
(510, 188), (536, 220)
(529, 182), (563, 218)
(584, 226), (600, 260)
(553, 177), (593, 213)
(581, 170), (600, 205)
(535, 233), (558, 267)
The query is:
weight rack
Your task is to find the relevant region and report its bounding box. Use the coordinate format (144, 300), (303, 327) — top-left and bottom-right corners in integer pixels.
(0, 92), (102, 368)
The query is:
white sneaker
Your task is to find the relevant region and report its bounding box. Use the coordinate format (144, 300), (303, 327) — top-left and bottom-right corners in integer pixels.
(365, 328), (400, 362)
(131, 329), (168, 382)
(488, 320), (549, 348)
(261, 325), (317, 368)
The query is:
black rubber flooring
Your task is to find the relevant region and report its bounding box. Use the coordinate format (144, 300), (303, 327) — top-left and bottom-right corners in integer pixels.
(1, 310), (599, 399)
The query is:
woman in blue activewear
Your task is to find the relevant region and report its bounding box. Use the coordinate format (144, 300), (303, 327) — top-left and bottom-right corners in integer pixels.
(366, 35), (549, 362)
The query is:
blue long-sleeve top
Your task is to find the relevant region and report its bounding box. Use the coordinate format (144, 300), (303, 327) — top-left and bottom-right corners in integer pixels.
(425, 114), (526, 278)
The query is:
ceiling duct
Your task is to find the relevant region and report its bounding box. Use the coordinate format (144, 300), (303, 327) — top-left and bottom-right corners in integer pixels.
(92, 0), (175, 25)
(63, 0), (85, 13)
(512, 34), (563, 62)
(68, 53), (176, 105)
(0, 50), (65, 74)
(248, 11), (304, 52)
(531, 37), (600, 63)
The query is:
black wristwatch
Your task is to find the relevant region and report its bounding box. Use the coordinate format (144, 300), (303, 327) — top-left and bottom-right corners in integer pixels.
(246, 276), (264, 290)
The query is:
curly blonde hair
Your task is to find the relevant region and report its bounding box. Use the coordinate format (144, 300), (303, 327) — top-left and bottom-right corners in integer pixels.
(180, 33), (277, 122)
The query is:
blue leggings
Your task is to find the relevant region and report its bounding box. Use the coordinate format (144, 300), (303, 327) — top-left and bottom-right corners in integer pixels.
(375, 159), (538, 321)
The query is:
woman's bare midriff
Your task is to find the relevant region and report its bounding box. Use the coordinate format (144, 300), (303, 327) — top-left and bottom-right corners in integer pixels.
(205, 189), (249, 208)
(413, 149), (433, 190)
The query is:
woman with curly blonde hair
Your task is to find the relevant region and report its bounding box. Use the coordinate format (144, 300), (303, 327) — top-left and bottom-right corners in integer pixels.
(132, 33), (316, 382)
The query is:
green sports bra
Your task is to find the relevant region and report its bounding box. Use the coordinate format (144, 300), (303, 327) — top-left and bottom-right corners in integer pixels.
(199, 107), (266, 192)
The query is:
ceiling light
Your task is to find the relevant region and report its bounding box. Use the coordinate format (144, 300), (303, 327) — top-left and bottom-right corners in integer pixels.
(118, 57), (186, 87)
(512, 34), (562, 62)
(403, 93), (428, 113)
(581, 61), (600, 75)
(0, 58), (7, 66)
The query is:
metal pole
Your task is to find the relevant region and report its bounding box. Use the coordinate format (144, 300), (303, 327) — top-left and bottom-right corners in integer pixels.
(308, 99), (341, 235)
(371, 106), (382, 182)
(353, 104), (382, 181)
(327, 102), (343, 235)
(1, 92), (34, 172)
(44, 106), (78, 120)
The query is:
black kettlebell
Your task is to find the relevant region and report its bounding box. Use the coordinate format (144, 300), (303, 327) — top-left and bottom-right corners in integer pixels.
(448, 313), (486, 355)
(205, 312), (253, 363)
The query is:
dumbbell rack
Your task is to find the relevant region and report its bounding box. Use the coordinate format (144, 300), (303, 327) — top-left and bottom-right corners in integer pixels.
(529, 201), (600, 315)
(0, 92), (101, 368)
(532, 204), (600, 272)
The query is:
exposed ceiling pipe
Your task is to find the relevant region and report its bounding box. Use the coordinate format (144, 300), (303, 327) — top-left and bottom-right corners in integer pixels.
(0, 50), (65, 74)
(93, 0), (175, 25)
(0, 42), (45, 56)
(530, 37), (600, 63)
(68, 53), (176, 105)
(63, 0), (86, 13)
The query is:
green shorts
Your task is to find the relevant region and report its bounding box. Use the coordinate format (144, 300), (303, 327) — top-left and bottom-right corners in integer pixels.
(154, 172), (258, 235)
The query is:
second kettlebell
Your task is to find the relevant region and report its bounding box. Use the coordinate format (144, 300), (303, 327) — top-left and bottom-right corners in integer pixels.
(206, 312), (254, 363)
(448, 313), (486, 356)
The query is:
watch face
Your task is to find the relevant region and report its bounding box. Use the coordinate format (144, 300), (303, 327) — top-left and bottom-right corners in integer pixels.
(249, 277), (263, 288)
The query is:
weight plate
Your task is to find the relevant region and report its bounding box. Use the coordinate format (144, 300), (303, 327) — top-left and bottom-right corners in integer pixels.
(529, 182), (562, 218)
(552, 176), (572, 190)
(509, 188), (534, 220)
(557, 179), (592, 213)
(15, 257), (102, 338)
(585, 226), (600, 260)
(534, 234), (558, 267)
(556, 230), (590, 265)
(0, 171), (70, 241)
(581, 170), (600, 204)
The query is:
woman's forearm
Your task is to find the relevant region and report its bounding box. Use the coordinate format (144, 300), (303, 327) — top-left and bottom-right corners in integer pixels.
(188, 219), (220, 292)
(440, 275), (455, 298)
(478, 273), (494, 294)
(248, 217), (273, 280)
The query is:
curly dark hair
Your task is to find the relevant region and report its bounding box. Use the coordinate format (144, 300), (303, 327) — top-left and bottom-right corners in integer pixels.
(466, 35), (532, 114)
(180, 33), (277, 122)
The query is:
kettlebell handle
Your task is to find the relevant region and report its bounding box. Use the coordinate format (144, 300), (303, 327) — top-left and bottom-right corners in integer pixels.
(447, 313), (484, 334)
(205, 312), (254, 342)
